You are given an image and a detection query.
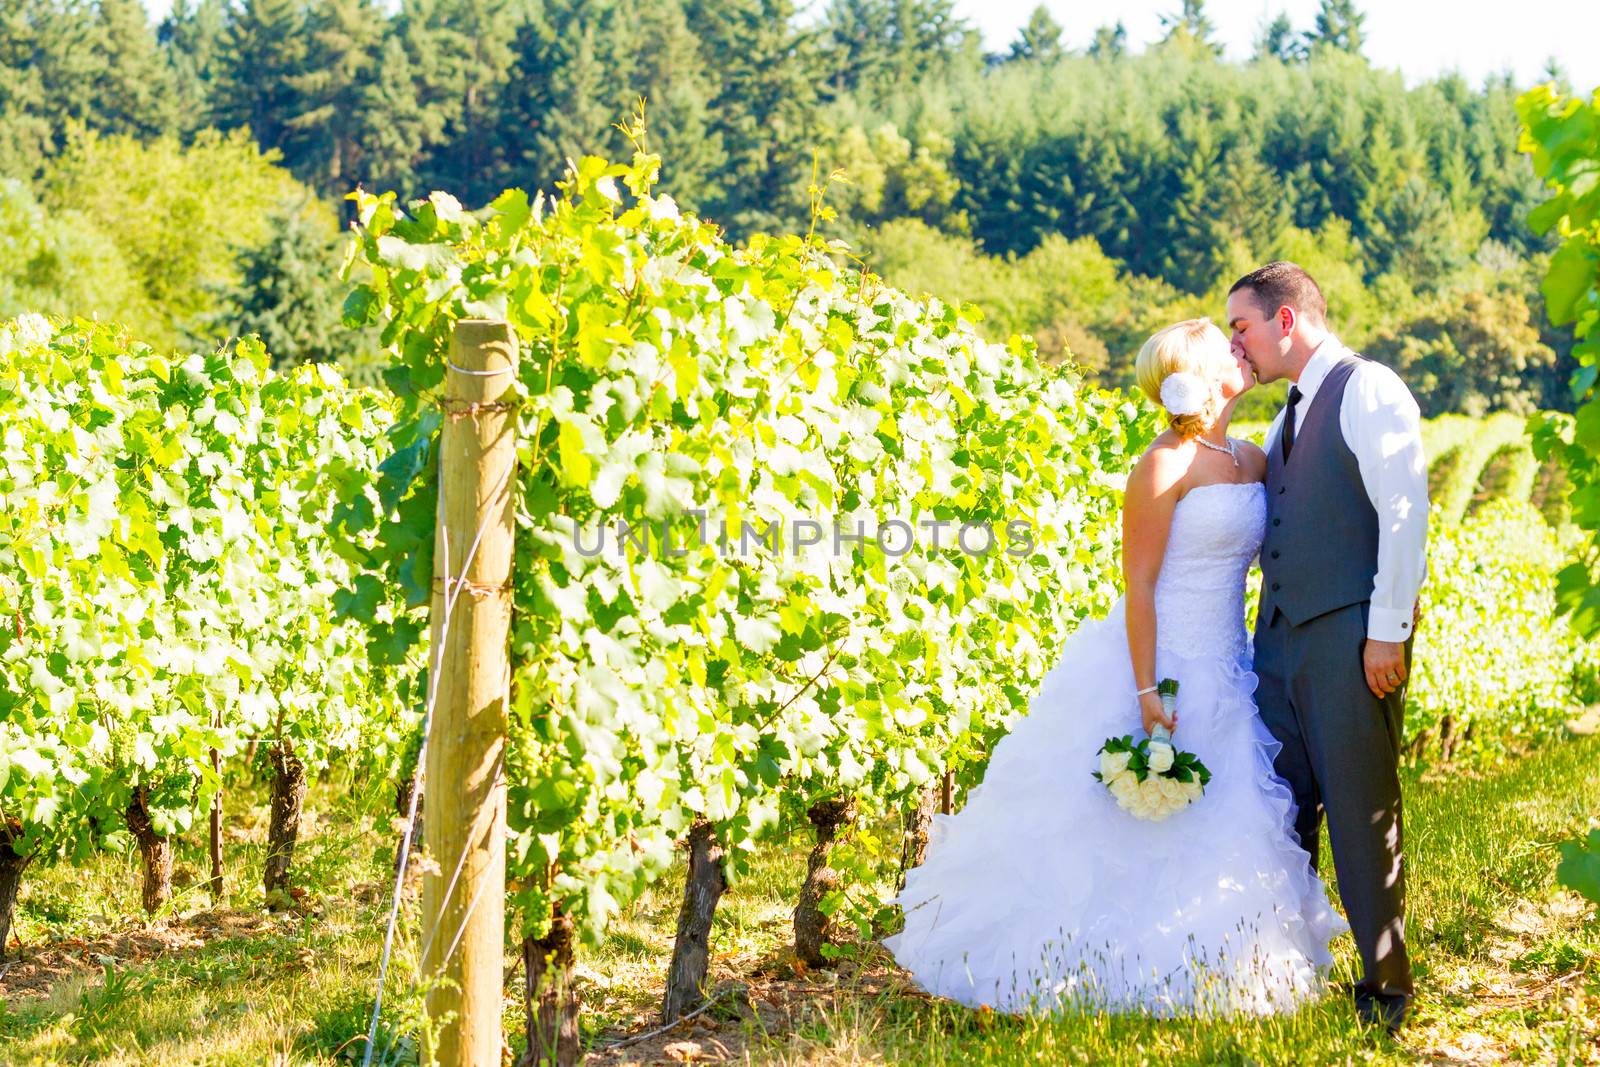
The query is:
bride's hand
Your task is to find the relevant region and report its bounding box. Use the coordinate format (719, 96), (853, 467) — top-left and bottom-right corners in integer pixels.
(1140, 691), (1175, 735)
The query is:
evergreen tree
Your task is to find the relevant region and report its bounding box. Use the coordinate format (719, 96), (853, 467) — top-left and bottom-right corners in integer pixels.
(87, 0), (179, 138)
(1008, 5), (1065, 64)
(820, 0), (896, 98)
(497, 0), (639, 195)
(159, 0), (229, 135)
(19, 0), (179, 147)
(410, 0), (531, 204)
(359, 3), (459, 196)
(214, 0), (311, 161)
(1306, 0), (1365, 58)
(683, 0), (822, 239)
(819, 0), (977, 102)
(1369, 175), (1470, 287)
(1158, 1), (1222, 58)
(288, 0), (384, 199)
(889, 0), (981, 86)
(0, 1), (50, 177)
(1253, 12), (1303, 63)
(616, 0), (721, 210)
(1087, 21), (1127, 60)
(211, 201), (349, 367)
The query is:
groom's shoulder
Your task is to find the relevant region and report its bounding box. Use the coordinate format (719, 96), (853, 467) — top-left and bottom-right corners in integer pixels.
(1342, 347), (1419, 404)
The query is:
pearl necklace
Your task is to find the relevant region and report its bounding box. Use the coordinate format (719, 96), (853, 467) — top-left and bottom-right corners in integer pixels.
(1195, 435), (1239, 467)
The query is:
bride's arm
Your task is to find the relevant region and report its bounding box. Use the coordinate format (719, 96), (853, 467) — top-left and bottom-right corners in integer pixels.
(1122, 446), (1185, 735)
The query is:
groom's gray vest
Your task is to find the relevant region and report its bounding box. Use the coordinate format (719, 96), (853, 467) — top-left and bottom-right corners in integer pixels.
(1257, 356), (1379, 628)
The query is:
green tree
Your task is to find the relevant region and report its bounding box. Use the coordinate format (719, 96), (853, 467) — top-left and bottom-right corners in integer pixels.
(0, 177), (149, 330)
(627, 0), (723, 209)
(1088, 21), (1127, 59)
(820, 0), (896, 98)
(494, 0), (718, 207)
(683, 0), (823, 239)
(4, 0), (178, 158)
(825, 123), (964, 234)
(158, 0), (229, 135)
(214, 0), (310, 160)
(287, 0), (384, 198)
(1369, 175), (1477, 289)
(69, 0), (179, 139)
(1367, 287), (1557, 416)
(1253, 12), (1303, 63)
(357, 10), (454, 195)
(1158, 0), (1221, 58)
(411, 0), (531, 203)
(0, 1), (50, 177)
(1306, 0), (1365, 58)
(1008, 5), (1065, 64)
(209, 199), (351, 367)
(40, 126), (309, 344)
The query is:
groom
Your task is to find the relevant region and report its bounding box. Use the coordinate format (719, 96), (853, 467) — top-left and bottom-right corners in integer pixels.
(1226, 263), (1429, 1033)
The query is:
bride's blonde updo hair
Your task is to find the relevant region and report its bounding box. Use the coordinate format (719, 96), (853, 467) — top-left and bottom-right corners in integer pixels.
(1135, 318), (1228, 440)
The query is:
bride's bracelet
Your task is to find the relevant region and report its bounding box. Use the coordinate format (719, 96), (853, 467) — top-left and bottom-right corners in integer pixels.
(1134, 685), (1160, 697)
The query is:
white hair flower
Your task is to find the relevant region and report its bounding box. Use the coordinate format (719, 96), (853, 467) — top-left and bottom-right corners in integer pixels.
(1159, 371), (1210, 417)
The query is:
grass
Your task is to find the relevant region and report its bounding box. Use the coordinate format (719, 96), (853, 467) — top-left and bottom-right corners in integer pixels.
(2, 736), (1598, 1065)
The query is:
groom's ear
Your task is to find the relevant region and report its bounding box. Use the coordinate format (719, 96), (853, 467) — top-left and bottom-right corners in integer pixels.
(1277, 305), (1296, 334)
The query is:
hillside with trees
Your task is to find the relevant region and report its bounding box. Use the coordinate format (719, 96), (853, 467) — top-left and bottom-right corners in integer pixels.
(0, 0), (1577, 416)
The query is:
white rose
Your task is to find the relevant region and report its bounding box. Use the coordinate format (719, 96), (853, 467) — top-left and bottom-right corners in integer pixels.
(1146, 742), (1175, 775)
(1159, 371), (1211, 417)
(1100, 749), (1133, 781)
(1109, 775), (1140, 805)
(1185, 779), (1205, 802)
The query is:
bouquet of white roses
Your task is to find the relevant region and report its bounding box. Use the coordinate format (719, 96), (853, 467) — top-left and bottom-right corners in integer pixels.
(1093, 679), (1212, 821)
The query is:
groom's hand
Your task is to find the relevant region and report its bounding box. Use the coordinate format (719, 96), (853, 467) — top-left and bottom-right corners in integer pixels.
(1363, 639), (1408, 699)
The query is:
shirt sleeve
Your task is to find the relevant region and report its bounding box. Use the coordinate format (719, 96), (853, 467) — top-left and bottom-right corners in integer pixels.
(1341, 362), (1430, 642)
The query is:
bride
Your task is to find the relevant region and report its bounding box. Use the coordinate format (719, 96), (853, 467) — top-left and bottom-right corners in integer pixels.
(883, 318), (1349, 1017)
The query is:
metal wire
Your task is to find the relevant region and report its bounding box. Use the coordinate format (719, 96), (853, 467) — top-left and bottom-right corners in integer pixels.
(361, 431), (517, 1067)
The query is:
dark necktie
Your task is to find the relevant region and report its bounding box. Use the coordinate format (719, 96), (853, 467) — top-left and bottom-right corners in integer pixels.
(1282, 385), (1302, 461)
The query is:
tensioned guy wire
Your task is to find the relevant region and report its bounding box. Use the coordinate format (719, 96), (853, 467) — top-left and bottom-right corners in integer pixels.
(361, 442), (517, 1067)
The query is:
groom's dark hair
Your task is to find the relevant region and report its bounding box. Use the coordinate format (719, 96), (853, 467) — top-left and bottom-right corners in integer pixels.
(1229, 262), (1327, 326)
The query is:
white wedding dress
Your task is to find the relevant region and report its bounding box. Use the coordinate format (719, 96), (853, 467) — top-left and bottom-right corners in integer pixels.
(883, 481), (1349, 1017)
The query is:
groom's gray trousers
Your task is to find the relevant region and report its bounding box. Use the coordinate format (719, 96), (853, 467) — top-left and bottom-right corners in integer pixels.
(1253, 600), (1415, 999)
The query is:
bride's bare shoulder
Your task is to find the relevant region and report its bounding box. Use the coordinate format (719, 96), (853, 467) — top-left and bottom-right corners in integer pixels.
(1128, 433), (1191, 498)
(1231, 438), (1268, 481)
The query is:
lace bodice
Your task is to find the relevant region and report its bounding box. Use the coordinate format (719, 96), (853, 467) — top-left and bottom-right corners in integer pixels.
(1153, 481), (1266, 659)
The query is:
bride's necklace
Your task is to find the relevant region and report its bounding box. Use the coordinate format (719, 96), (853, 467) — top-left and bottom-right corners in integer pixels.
(1195, 435), (1239, 467)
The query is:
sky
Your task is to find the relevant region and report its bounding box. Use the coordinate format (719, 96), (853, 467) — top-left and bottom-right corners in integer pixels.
(137, 0), (1599, 95)
(943, 0), (1600, 91)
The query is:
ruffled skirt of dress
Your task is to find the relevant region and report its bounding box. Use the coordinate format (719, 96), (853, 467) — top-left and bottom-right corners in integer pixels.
(882, 598), (1349, 1018)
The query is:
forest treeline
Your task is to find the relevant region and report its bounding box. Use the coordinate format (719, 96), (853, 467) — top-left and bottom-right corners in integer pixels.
(0, 0), (1580, 416)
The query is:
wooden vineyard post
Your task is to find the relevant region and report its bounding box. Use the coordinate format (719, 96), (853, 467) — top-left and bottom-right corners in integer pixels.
(422, 319), (517, 1066)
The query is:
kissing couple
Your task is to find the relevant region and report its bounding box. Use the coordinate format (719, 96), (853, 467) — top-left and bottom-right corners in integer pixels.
(885, 261), (1428, 1033)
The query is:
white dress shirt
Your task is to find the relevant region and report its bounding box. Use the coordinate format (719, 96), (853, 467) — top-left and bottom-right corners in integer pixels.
(1263, 335), (1430, 643)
